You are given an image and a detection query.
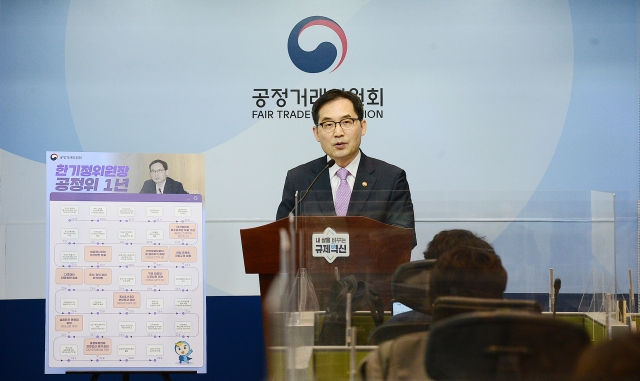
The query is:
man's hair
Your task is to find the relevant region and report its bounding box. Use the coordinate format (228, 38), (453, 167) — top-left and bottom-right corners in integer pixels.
(311, 89), (364, 125)
(149, 159), (168, 170)
(423, 229), (492, 260)
(429, 244), (507, 302)
(572, 332), (640, 381)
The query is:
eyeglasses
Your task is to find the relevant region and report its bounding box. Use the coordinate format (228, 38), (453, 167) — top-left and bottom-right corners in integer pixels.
(316, 117), (360, 133)
(150, 169), (165, 174)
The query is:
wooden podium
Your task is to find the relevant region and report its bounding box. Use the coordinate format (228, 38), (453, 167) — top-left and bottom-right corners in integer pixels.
(241, 216), (414, 312)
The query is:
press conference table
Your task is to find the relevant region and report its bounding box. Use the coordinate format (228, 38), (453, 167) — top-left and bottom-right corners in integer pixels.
(266, 311), (630, 381)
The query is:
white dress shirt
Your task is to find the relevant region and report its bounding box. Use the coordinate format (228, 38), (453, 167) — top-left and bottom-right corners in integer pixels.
(156, 181), (166, 194)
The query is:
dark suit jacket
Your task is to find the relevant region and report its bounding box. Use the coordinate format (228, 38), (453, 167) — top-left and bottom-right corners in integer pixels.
(139, 177), (188, 194)
(276, 151), (416, 247)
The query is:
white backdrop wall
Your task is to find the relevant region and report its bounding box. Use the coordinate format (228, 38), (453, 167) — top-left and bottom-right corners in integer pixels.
(0, 0), (637, 299)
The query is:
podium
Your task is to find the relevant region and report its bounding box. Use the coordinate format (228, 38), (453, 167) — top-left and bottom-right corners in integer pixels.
(241, 216), (414, 311)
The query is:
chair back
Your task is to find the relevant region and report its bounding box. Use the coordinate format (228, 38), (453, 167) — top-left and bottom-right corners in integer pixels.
(391, 259), (437, 314)
(433, 296), (542, 323)
(425, 311), (590, 381)
(367, 321), (431, 345)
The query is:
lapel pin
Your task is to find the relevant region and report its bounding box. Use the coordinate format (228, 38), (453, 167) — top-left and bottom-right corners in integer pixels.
(362, 181), (368, 187)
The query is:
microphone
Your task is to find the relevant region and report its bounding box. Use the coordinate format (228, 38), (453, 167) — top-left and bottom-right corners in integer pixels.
(289, 159), (335, 216)
(553, 278), (561, 317)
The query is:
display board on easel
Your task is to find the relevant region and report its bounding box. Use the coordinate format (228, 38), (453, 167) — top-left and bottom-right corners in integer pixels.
(45, 152), (206, 374)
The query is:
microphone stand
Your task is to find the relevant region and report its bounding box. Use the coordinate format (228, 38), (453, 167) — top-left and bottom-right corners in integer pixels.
(553, 278), (561, 318)
(288, 159), (335, 216)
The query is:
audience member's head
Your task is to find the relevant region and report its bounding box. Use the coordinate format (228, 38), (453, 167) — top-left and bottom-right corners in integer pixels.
(572, 332), (640, 381)
(423, 229), (492, 260)
(392, 230), (497, 316)
(429, 243), (507, 303)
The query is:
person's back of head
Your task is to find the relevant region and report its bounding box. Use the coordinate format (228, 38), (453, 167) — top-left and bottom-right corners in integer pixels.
(572, 332), (640, 381)
(423, 229), (492, 260)
(392, 230), (490, 318)
(359, 237), (507, 381)
(428, 244), (507, 303)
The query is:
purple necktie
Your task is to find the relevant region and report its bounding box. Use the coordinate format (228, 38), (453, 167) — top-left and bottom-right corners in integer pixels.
(335, 168), (351, 216)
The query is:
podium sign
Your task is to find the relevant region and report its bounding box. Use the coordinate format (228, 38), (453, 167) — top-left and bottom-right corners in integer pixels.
(312, 228), (350, 263)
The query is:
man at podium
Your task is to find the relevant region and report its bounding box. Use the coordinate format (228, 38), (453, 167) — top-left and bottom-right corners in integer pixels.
(276, 89), (416, 247)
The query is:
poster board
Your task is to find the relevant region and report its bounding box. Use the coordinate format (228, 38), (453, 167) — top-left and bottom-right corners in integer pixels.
(45, 152), (206, 374)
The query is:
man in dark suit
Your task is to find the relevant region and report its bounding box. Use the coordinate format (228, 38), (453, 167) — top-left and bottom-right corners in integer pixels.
(140, 159), (188, 194)
(276, 89), (416, 247)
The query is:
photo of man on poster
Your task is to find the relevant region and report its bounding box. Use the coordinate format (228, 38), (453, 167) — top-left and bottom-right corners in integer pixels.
(140, 159), (188, 194)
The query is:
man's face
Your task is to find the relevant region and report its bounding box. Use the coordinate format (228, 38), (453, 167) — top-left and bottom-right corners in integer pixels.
(313, 98), (367, 167)
(149, 162), (168, 184)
